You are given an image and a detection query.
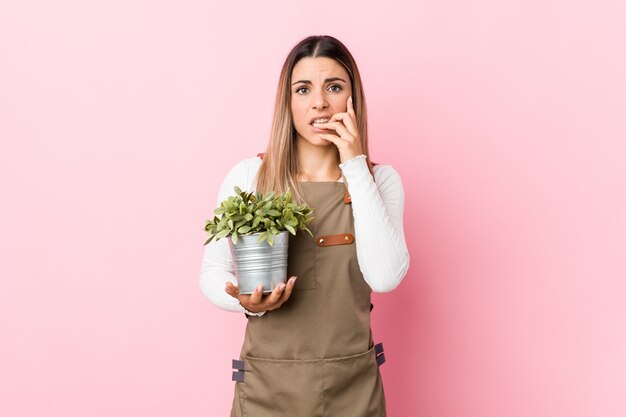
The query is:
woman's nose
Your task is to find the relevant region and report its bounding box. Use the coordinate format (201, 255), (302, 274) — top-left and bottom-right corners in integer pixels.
(312, 90), (328, 109)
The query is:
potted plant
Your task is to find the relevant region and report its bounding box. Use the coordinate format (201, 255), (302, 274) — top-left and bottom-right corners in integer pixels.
(203, 186), (314, 294)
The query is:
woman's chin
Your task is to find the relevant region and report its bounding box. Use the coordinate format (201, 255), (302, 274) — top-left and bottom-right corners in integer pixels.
(298, 135), (333, 147)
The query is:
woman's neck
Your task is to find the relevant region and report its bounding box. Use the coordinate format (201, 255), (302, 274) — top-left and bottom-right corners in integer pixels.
(296, 139), (342, 182)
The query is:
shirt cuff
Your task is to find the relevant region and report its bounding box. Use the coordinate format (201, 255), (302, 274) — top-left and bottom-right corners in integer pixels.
(339, 154), (370, 182)
(339, 154), (367, 170)
(242, 307), (266, 317)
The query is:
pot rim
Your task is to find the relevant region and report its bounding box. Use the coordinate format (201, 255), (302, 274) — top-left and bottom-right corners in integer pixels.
(228, 230), (290, 238)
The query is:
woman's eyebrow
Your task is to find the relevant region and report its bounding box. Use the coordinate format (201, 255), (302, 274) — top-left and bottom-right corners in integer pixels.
(292, 77), (347, 86)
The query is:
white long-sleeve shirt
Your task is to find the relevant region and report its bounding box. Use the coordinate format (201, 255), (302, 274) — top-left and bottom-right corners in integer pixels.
(199, 154), (410, 316)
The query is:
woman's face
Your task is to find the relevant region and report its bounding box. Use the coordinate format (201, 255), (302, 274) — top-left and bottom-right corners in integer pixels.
(290, 56), (352, 148)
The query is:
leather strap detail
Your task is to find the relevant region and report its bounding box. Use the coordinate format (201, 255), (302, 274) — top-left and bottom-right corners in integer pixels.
(316, 233), (354, 247)
(232, 370), (245, 382)
(375, 342), (384, 355)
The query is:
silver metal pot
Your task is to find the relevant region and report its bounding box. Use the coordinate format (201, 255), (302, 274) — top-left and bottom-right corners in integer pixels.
(228, 230), (289, 294)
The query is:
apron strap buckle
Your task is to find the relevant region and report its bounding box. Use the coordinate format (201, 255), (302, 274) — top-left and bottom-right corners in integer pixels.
(232, 359), (245, 370)
(376, 353), (386, 366)
(375, 342), (386, 367)
(232, 359), (245, 381)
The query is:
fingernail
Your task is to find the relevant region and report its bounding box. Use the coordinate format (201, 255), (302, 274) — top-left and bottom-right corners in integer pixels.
(349, 96), (352, 103)
(279, 283), (286, 291)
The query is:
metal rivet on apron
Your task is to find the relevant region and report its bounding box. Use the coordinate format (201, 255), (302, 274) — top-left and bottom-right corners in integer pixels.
(319, 238), (324, 244)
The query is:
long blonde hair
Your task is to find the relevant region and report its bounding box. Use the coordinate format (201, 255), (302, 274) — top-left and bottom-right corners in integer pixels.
(254, 35), (375, 204)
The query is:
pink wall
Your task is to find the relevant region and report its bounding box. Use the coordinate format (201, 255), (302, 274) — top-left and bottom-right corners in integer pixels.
(1, 1), (625, 416)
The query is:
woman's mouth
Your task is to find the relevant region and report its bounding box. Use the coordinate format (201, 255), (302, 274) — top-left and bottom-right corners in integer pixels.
(310, 117), (330, 131)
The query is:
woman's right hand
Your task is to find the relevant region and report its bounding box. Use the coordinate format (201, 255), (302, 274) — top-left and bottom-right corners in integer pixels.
(225, 276), (297, 313)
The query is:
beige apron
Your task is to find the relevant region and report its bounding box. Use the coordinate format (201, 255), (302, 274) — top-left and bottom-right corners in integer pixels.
(229, 178), (387, 417)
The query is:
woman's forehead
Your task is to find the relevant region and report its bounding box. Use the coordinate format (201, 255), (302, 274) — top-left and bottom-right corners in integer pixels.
(292, 57), (349, 80)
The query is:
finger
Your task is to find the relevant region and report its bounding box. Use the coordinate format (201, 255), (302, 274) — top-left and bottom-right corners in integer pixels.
(347, 95), (357, 122)
(316, 120), (352, 139)
(282, 276), (298, 302)
(318, 133), (344, 147)
(277, 276), (297, 305)
(328, 112), (358, 137)
(265, 281), (286, 306)
(225, 281), (240, 299)
(248, 284), (263, 306)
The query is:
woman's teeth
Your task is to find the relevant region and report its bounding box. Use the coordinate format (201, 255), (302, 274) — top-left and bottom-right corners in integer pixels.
(312, 118), (329, 126)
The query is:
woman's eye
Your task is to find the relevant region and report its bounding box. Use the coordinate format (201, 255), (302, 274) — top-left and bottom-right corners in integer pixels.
(295, 85), (343, 94)
(329, 84), (343, 92)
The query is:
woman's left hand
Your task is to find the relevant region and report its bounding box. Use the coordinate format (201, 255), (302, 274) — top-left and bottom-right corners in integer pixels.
(316, 96), (363, 163)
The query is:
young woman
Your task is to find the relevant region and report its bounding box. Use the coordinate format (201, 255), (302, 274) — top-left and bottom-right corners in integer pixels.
(200, 35), (410, 417)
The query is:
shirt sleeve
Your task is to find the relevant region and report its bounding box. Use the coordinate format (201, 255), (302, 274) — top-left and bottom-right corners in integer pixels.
(339, 154), (410, 292)
(199, 157), (267, 316)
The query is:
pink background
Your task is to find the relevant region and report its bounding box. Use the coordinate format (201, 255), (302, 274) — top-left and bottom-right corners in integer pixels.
(1, 1), (625, 416)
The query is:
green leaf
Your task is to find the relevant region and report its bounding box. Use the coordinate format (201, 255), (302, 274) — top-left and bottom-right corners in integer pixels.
(207, 186), (314, 243)
(238, 225), (252, 234)
(215, 229), (230, 240)
(256, 231), (268, 244)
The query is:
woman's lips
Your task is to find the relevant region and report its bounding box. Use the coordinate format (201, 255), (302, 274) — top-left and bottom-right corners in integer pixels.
(310, 124), (327, 132)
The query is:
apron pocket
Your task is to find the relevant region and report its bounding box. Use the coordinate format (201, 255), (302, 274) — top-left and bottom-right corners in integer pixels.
(322, 344), (387, 417)
(240, 355), (325, 417)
